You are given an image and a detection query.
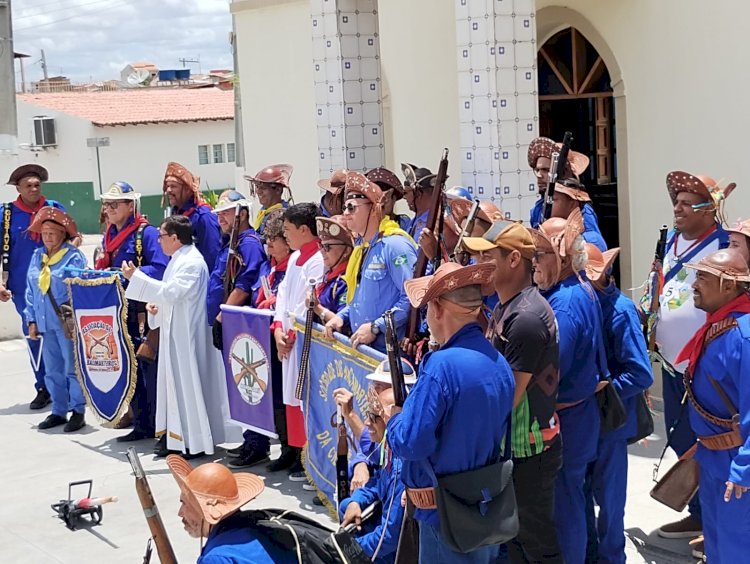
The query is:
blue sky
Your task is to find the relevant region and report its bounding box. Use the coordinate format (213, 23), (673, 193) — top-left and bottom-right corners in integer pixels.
(12, 0), (233, 83)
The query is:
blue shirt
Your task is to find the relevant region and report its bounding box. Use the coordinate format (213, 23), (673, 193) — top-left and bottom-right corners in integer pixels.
(689, 313), (750, 486)
(542, 275), (608, 403)
(337, 233), (416, 353)
(173, 197), (222, 272)
(597, 282), (653, 439)
(198, 512), (296, 564)
(350, 432), (381, 477)
(256, 200), (289, 237)
(100, 218), (168, 282)
(339, 458), (405, 563)
(24, 243), (87, 333)
(3, 199), (65, 297)
(207, 228), (267, 324)
(387, 323), (515, 525)
(408, 210), (429, 239)
(530, 198), (604, 245)
(318, 268), (348, 315)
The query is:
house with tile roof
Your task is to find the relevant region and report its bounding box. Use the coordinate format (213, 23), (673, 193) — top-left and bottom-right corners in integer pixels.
(13, 88), (238, 232)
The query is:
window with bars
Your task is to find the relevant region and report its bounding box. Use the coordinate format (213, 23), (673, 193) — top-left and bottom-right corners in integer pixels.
(227, 143), (236, 163)
(198, 145), (209, 165)
(213, 144), (224, 164)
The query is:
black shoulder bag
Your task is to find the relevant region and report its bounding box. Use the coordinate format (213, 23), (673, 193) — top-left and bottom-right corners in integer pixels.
(430, 417), (519, 553)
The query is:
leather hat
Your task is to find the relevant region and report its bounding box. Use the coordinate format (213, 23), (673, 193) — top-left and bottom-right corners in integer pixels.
(317, 169), (347, 193)
(685, 249), (750, 283)
(7, 163), (49, 185)
(316, 215), (354, 246)
(404, 261), (495, 308)
(27, 207), (78, 239)
(666, 171), (736, 207)
(527, 137), (589, 176)
(584, 243), (620, 284)
(244, 164), (294, 188)
(344, 171), (383, 205)
(366, 167), (404, 198)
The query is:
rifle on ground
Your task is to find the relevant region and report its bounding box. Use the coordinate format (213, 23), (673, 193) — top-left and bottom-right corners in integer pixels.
(295, 278), (318, 400)
(126, 447), (177, 564)
(452, 198), (480, 265)
(384, 310), (407, 407)
(405, 149), (449, 341)
(335, 404), (350, 511)
(542, 131), (573, 220)
(224, 203), (245, 300)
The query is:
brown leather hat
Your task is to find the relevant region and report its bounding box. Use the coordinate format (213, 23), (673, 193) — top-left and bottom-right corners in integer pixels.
(404, 261), (495, 308)
(7, 163), (49, 185)
(584, 243), (620, 284)
(244, 164), (294, 188)
(527, 137), (589, 176)
(317, 169), (348, 193)
(727, 218), (750, 240)
(685, 249), (750, 283)
(531, 207), (585, 259)
(344, 171), (383, 205)
(666, 171), (736, 207)
(316, 215), (354, 246)
(366, 167), (404, 198)
(27, 207), (78, 239)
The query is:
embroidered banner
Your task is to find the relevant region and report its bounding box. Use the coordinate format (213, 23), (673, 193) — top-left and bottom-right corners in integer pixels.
(220, 305), (277, 438)
(294, 319), (385, 513)
(67, 274), (136, 427)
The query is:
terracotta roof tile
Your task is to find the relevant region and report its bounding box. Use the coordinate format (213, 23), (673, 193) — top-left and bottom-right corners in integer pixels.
(17, 88), (234, 126)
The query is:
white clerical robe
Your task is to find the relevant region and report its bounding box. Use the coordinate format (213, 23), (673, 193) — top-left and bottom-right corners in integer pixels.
(273, 247), (324, 407)
(125, 244), (239, 455)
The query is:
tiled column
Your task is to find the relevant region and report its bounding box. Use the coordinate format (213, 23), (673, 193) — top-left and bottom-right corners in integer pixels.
(311, 0), (385, 179)
(455, 0), (539, 221)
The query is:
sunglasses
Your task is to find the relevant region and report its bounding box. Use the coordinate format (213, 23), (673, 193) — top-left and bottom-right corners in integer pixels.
(343, 201), (372, 213)
(318, 242), (348, 252)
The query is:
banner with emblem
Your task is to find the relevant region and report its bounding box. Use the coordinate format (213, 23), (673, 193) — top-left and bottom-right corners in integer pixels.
(67, 274), (136, 427)
(294, 319), (385, 513)
(220, 305), (277, 438)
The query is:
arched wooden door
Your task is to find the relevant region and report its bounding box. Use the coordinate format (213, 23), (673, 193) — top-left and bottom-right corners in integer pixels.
(537, 27), (619, 264)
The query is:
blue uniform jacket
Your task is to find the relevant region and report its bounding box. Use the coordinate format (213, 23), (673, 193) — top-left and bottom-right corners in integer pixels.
(101, 218), (168, 282)
(339, 458), (405, 563)
(24, 243), (87, 333)
(408, 210), (428, 239)
(583, 227), (608, 252)
(530, 198), (604, 240)
(350, 432), (381, 477)
(387, 322), (515, 526)
(597, 283), (653, 440)
(207, 229), (267, 324)
(318, 270), (348, 315)
(198, 512), (296, 564)
(689, 313), (750, 486)
(174, 197), (222, 272)
(337, 233), (416, 353)
(542, 275), (609, 403)
(4, 199), (65, 297)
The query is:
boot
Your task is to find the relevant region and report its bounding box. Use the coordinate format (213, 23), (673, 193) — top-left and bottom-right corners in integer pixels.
(267, 445), (297, 472)
(38, 414), (67, 430)
(64, 411), (86, 432)
(30, 388), (51, 410)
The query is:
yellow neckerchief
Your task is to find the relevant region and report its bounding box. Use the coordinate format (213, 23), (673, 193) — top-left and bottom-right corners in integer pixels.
(38, 246), (70, 295)
(253, 202), (283, 231)
(344, 216), (414, 303)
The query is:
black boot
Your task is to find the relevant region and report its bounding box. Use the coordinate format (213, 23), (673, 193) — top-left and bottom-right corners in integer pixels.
(267, 445), (298, 472)
(229, 448), (270, 469)
(38, 414), (67, 430)
(64, 411), (86, 432)
(30, 388), (51, 410)
(153, 435), (167, 454)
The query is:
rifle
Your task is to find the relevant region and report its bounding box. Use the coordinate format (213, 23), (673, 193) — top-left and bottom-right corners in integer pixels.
(335, 404), (350, 510)
(2, 203), (11, 285)
(232, 348), (268, 393)
(405, 149), (449, 341)
(542, 131), (573, 220)
(224, 203), (244, 301)
(384, 310), (407, 407)
(126, 447), (177, 564)
(642, 225), (669, 351)
(295, 278), (318, 400)
(452, 198), (480, 265)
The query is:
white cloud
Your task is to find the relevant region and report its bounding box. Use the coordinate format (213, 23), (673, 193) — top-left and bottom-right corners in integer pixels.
(12, 0), (232, 82)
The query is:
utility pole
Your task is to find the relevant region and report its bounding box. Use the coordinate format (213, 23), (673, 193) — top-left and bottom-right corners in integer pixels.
(0, 0), (19, 156)
(41, 48), (49, 80)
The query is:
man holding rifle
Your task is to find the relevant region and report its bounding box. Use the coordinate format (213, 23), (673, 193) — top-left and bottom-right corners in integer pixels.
(324, 172), (415, 353)
(651, 172), (732, 542)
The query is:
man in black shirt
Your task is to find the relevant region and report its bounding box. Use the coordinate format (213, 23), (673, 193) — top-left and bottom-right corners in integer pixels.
(464, 220), (563, 564)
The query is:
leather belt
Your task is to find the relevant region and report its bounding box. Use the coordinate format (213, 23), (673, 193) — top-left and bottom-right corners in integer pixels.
(698, 429), (743, 451)
(406, 487), (437, 509)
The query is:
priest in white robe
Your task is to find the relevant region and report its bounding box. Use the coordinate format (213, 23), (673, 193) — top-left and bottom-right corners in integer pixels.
(122, 215), (238, 457)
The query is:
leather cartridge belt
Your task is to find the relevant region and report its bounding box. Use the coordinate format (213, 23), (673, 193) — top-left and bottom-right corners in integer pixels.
(406, 487), (437, 509)
(698, 429), (743, 451)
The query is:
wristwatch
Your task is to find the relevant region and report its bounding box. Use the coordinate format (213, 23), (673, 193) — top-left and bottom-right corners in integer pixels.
(370, 322), (381, 336)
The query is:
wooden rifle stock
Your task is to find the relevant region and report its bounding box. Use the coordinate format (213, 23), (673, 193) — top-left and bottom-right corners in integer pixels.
(127, 448), (177, 564)
(645, 225), (669, 352)
(384, 310), (407, 407)
(542, 131), (573, 221)
(406, 149), (449, 340)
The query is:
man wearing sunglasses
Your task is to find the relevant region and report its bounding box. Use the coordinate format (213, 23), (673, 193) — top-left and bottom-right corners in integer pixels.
(324, 172), (416, 352)
(97, 181), (169, 442)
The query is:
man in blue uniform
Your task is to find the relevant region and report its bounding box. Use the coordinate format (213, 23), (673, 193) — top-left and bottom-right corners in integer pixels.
(245, 163), (293, 236)
(548, 178), (607, 251)
(675, 249), (750, 562)
(341, 385), (406, 564)
(530, 208), (609, 564)
(205, 190), (268, 467)
(584, 244), (653, 564)
(324, 171), (416, 353)
(96, 181), (169, 442)
(651, 172), (733, 544)
(401, 164), (435, 240)
(387, 261), (516, 563)
(464, 220), (563, 563)
(366, 167), (412, 232)
(318, 169), (346, 218)
(527, 136), (601, 236)
(163, 161), (221, 272)
(1, 164), (68, 409)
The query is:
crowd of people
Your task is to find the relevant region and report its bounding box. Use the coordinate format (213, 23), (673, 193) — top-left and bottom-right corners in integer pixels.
(2, 139), (750, 563)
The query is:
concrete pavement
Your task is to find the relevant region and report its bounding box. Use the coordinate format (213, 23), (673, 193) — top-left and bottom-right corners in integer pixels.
(0, 334), (700, 563)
